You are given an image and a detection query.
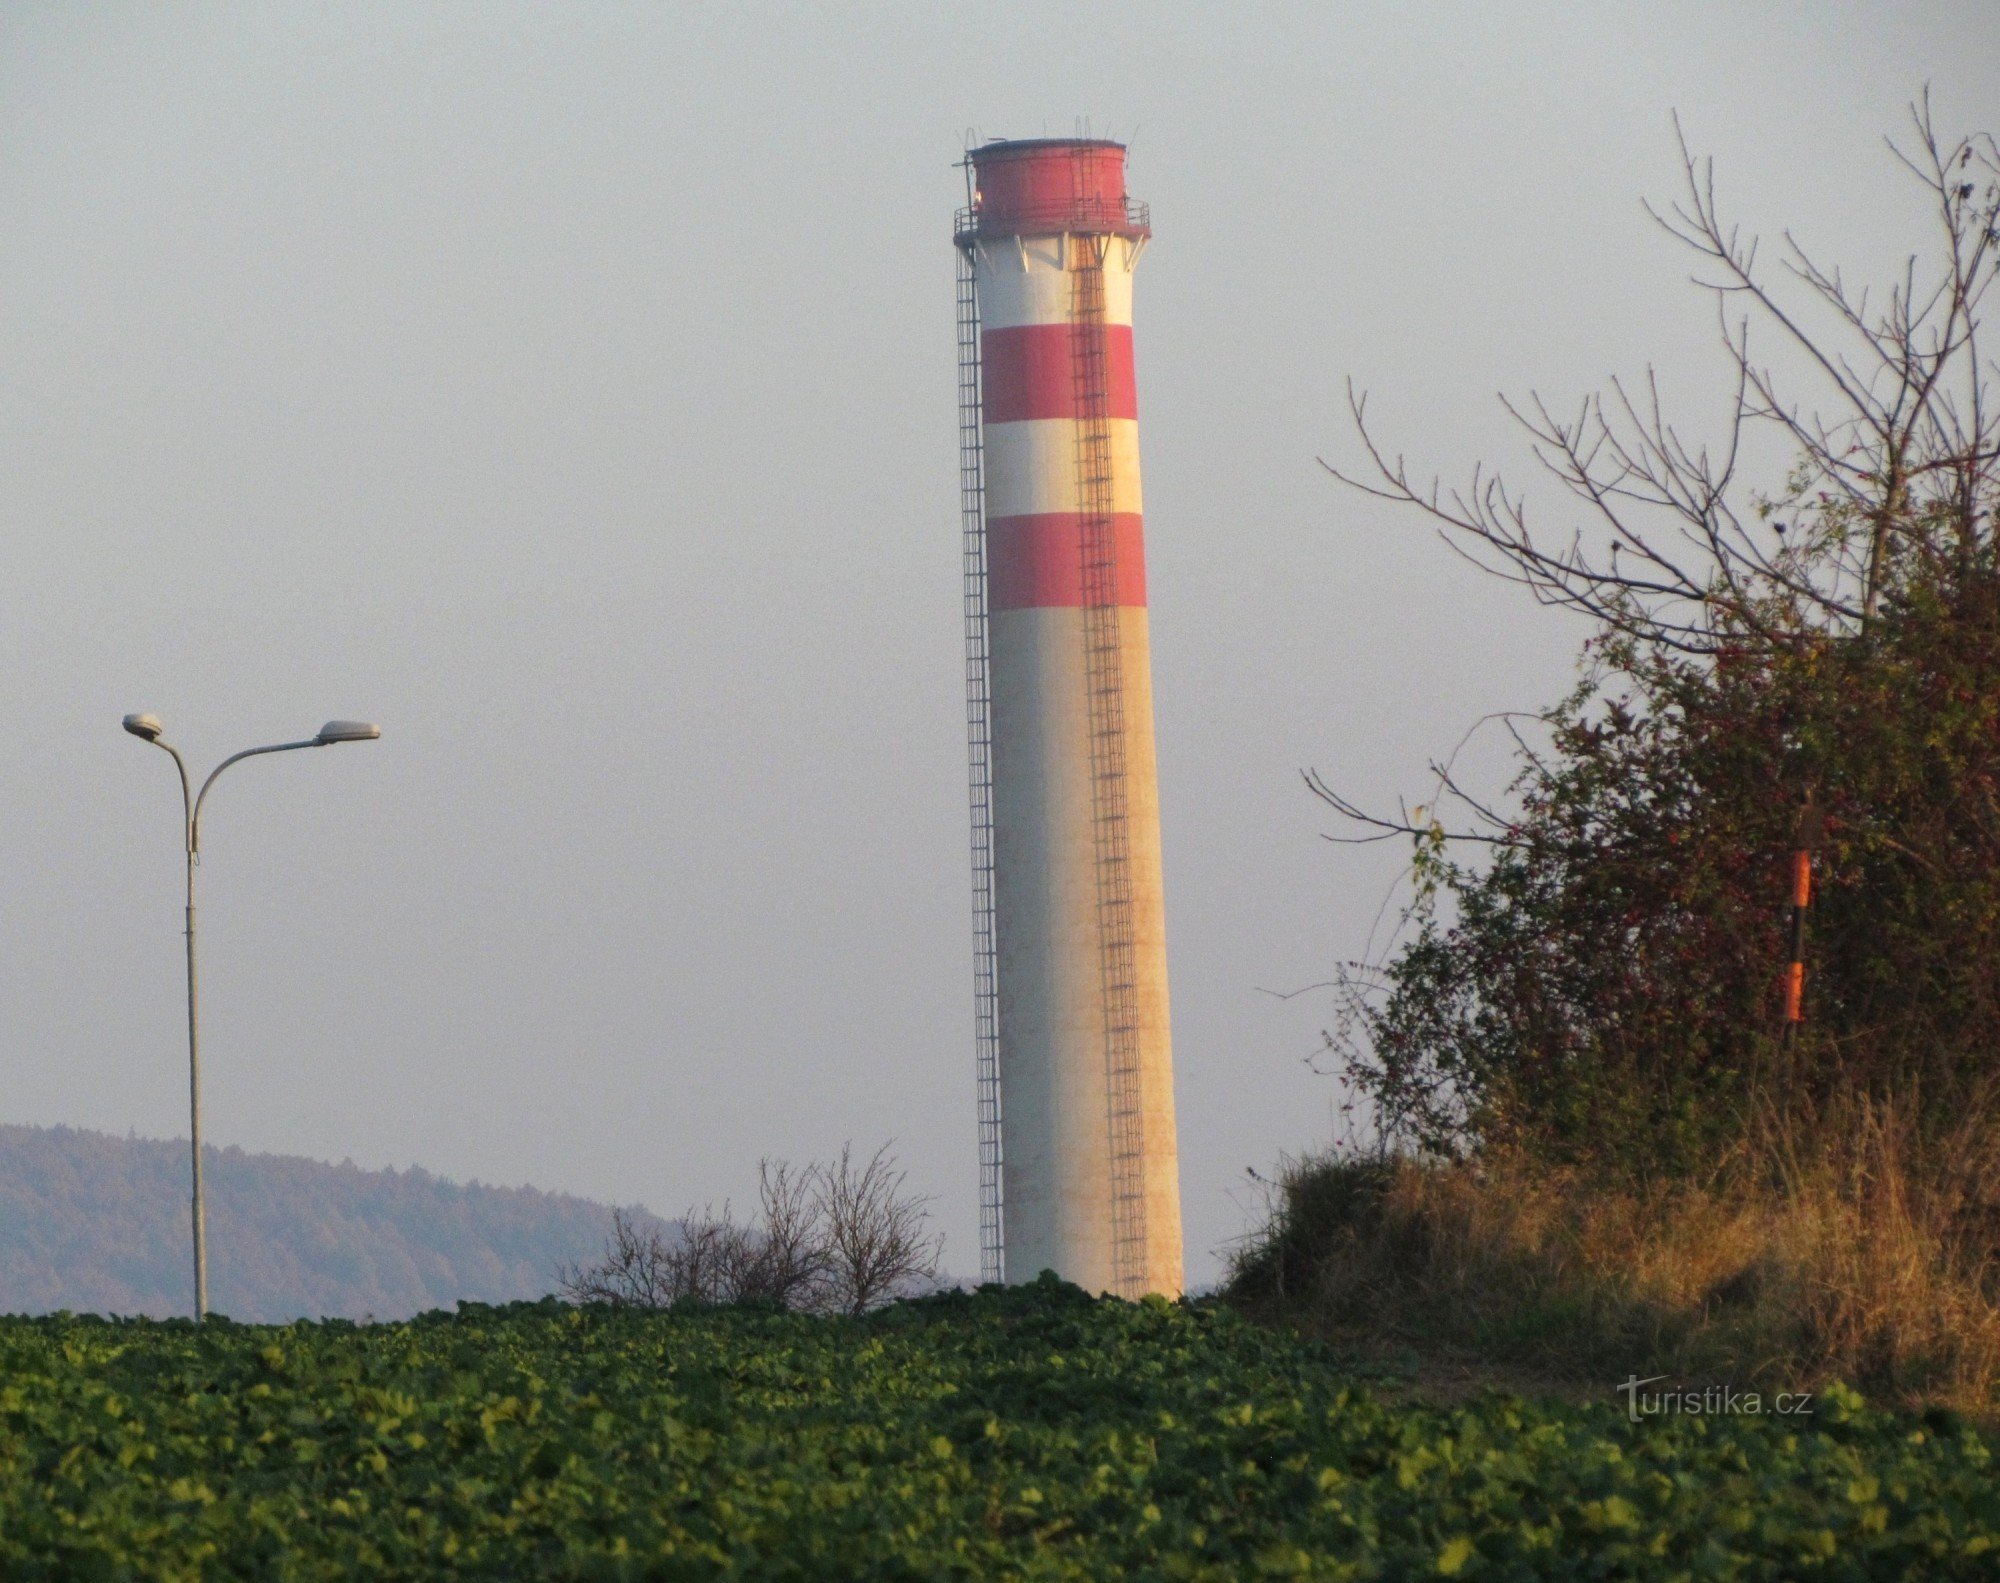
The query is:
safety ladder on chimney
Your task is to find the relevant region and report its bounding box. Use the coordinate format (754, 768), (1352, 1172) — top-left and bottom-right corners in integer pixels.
(956, 196), (1005, 1287)
(1069, 152), (1149, 1299)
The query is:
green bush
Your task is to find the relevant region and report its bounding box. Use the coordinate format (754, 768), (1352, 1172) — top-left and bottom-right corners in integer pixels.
(1322, 109), (2000, 1177)
(1346, 588), (2000, 1172)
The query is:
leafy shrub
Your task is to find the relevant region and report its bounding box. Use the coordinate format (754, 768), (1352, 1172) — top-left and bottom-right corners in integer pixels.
(1344, 601), (2000, 1172)
(1320, 106), (2000, 1178)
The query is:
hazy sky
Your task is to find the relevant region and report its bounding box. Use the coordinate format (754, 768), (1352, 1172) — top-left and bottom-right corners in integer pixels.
(4, 4), (1994, 1289)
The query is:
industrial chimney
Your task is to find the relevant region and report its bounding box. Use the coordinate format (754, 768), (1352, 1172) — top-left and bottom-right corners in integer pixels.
(954, 139), (1184, 1298)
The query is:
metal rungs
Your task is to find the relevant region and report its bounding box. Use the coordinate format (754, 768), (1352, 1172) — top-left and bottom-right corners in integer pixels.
(957, 216), (1005, 1288)
(1067, 146), (1150, 1301)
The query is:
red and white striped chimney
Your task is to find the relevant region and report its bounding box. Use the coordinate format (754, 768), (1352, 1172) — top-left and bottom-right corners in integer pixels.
(956, 139), (1183, 1298)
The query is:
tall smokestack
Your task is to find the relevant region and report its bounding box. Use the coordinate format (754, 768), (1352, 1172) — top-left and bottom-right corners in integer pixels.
(955, 139), (1183, 1298)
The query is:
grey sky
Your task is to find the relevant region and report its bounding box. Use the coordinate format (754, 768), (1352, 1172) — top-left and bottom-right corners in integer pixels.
(4, 4), (1994, 1288)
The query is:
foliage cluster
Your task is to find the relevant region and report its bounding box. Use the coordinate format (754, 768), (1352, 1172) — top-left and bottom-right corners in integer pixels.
(1345, 597), (2000, 1169)
(1320, 105), (2000, 1176)
(5, 1283), (1999, 1579)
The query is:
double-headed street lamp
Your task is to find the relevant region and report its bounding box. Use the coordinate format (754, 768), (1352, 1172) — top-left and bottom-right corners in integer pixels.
(122, 714), (381, 1321)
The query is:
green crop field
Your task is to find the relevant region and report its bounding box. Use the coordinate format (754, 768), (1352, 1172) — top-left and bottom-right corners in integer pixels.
(2, 1278), (1995, 1580)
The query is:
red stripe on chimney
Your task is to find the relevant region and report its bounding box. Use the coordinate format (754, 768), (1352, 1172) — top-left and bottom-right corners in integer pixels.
(988, 513), (1148, 610)
(982, 325), (1137, 423)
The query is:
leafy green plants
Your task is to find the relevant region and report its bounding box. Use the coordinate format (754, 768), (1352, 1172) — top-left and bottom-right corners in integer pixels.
(2, 1280), (1995, 1578)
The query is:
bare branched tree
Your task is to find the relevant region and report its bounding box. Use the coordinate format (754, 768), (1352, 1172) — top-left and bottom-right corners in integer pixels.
(1326, 95), (2000, 665)
(725, 1159), (833, 1309)
(815, 1143), (945, 1316)
(557, 1204), (755, 1308)
(556, 1208), (662, 1306)
(559, 1147), (939, 1315)
(1314, 97), (2000, 854)
(1301, 101), (2000, 1167)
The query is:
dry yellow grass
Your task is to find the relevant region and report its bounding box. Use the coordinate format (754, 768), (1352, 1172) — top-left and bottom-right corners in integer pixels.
(1230, 1089), (2000, 1412)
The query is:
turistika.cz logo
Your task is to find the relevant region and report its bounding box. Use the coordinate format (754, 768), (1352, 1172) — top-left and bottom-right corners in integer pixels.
(1616, 1375), (1815, 1424)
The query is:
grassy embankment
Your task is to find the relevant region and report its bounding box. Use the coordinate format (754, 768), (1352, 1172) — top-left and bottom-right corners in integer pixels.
(5, 1278), (1998, 1578)
(1228, 1093), (2000, 1417)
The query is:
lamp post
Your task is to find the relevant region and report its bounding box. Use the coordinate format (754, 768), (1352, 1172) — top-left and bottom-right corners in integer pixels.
(122, 714), (381, 1320)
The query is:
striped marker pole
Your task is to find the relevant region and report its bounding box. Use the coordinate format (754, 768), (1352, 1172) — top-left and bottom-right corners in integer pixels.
(958, 140), (1184, 1298)
(1782, 793), (1824, 1046)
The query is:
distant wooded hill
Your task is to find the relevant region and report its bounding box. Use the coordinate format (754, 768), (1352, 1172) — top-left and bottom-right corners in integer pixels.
(0, 1124), (671, 1323)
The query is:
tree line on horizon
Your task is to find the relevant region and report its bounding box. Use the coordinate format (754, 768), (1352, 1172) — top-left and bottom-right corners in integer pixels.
(0, 1123), (671, 1323)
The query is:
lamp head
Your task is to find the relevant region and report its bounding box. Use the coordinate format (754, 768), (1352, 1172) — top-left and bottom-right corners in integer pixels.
(315, 720), (381, 744)
(122, 713), (165, 742)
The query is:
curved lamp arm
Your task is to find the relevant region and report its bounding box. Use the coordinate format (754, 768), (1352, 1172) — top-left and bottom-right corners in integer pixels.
(191, 739), (325, 855)
(145, 740), (196, 852)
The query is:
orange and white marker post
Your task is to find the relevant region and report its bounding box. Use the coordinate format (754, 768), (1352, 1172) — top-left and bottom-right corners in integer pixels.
(1782, 793), (1825, 1046)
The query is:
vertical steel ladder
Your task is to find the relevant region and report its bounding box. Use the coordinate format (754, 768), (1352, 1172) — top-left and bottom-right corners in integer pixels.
(955, 206), (1005, 1287)
(1068, 150), (1149, 1298)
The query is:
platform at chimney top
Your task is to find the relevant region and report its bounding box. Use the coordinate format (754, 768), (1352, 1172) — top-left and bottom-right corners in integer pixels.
(955, 138), (1151, 245)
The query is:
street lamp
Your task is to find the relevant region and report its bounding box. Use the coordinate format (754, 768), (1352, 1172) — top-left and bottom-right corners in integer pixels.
(122, 713), (381, 1320)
